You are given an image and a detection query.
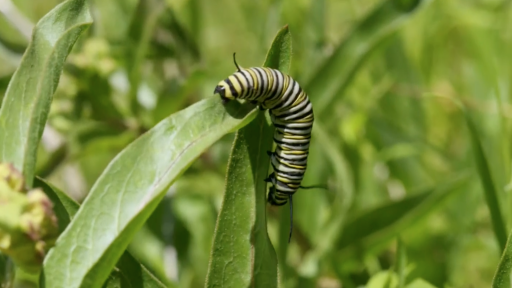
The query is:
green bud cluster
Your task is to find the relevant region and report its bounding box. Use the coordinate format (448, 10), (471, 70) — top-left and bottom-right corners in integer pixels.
(0, 163), (58, 272)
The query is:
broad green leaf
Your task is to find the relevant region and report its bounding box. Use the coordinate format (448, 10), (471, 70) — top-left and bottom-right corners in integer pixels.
(306, 0), (426, 115)
(36, 178), (171, 288)
(205, 25), (291, 288)
(205, 113), (276, 288)
(41, 98), (256, 288)
(263, 25), (292, 75)
(492, 229), (512, 288)
(0, 0), (92, 188)
(337, 174), (467, 251)
(465, 112), (507, 251)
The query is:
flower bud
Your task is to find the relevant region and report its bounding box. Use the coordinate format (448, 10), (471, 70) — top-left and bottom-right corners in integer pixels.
(0, 163), (58, 272)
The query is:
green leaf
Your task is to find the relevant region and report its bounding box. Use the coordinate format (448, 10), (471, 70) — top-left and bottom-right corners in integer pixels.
(0, 253), (15, 288)
(36, 178), (172, 288)
(492, 229), (512, 288)
(0, 0), (92, 188)
(306, 0), (425, 115)
(465, 112), (508, 252)
(34, 177), (79, 233)
(41, 98), (256, 288)
(103, 253), (168, 288)
(396, 238), (407, 288)
(337, 174), (467, 251)
(263, 25), (292, 74)
(205, 113), (277, 287)
(205, 25), (292, 288)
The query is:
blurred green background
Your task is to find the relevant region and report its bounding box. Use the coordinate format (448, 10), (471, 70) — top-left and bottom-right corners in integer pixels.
(1, 0), (511, 287)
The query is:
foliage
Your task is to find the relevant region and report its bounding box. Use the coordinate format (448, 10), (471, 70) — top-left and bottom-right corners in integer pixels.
(1, 0), (512, 287)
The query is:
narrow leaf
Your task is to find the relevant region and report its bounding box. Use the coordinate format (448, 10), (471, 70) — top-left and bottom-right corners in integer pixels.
(0, 253), (14, 288)
(206, 25), (292, 288)
(34, 178), (79, 233)
(337, 174), (467, 251)
(396, 238), (407, 288)
(492, 229), (512, 288)
(465, 112), (508, 251)
(41, 99), (256, 288)
(0, 0), (92, 187)
(103, 253), (169, 288)
(306, 0), (425, 115)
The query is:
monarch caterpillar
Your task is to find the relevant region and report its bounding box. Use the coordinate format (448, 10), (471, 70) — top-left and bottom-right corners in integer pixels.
(214, 54), (322, 241)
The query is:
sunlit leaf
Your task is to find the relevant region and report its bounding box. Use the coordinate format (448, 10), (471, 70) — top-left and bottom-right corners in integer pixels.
(0, 0), (92, 187)
(41, 98), (256, 287)
(36, 178), (173, 288)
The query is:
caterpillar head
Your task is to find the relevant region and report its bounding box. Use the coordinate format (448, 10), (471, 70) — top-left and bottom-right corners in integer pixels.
(214, 82), (233, 104)
(214, 53), (243, 104)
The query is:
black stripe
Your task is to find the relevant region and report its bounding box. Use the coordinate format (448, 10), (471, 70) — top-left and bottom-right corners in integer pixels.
(273, 138), (310, 147)
(233, 74), (245, 98)
(266, 69), (282, 102)
(225, 78), (238, 97)
(248, 69), (259, 99)
(272, 81), (299, 110)
(239, 71), (252, 93)
(275, 156), (307, 166)
(253, 68), (266, 100)
(281, 109), (313, 121)
(272, 166), (305, 177)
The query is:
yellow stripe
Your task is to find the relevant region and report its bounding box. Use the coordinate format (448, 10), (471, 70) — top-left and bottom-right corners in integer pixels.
(246, 69), (259, 97)
(228, 75), (243, 95)
(276, 175), (302, 184)
(280, 134), (308, 139)
(281, 150), (307, 155)
(292, 92), (306, 106)
(276, 157), (306, 169)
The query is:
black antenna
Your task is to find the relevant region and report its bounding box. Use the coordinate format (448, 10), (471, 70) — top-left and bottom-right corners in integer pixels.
(233, 53), (241, 72)
(288, 195), (293, 243)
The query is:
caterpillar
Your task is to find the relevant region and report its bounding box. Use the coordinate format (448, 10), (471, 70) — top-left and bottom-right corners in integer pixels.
(214, 54), (318, 241)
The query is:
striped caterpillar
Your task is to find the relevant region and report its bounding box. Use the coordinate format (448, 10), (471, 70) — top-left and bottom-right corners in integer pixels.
(214, 54), (317, 241)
